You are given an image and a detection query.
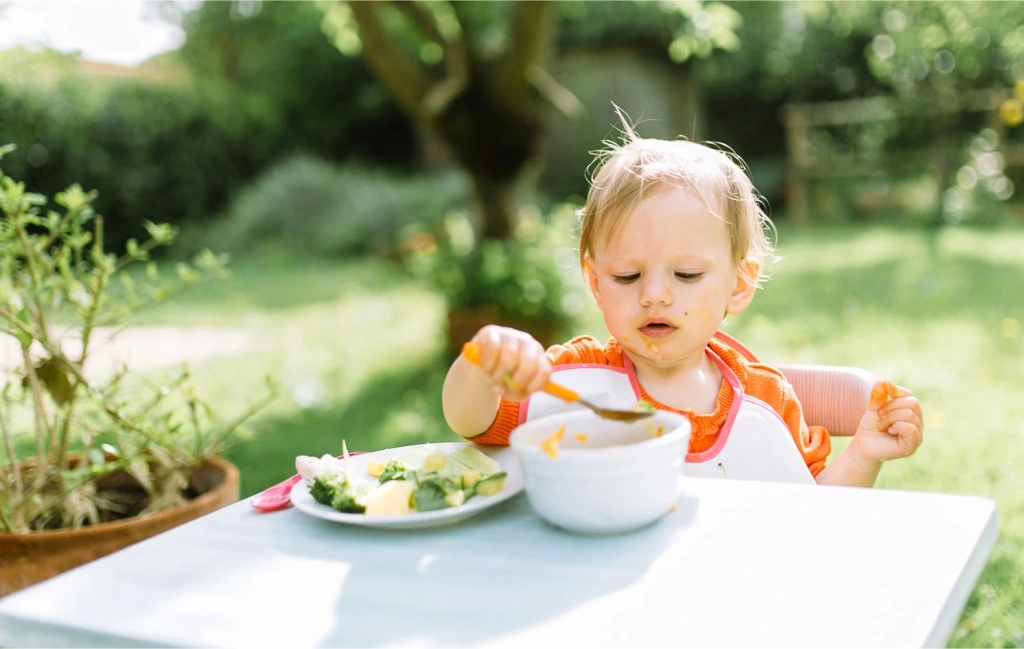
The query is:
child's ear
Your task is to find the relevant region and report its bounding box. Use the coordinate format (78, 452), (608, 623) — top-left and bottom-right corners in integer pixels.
(583, 259), (603, 308)
(726, 258), (760, 315)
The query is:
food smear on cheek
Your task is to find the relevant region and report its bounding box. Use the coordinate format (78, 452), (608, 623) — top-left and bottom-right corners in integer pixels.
(541, 424), (566, 458)
(640, 335), (659, 353)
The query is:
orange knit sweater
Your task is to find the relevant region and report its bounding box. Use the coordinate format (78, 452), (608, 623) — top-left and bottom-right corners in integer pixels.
(470, 335), (831, 477)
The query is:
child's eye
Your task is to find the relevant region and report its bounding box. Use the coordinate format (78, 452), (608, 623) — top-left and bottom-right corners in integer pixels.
(674, 272), (703, 282)
(613, 273), (640, 284)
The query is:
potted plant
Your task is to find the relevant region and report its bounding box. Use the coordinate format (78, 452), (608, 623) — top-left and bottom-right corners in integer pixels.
(0, 145), (274, 596)
(401, 204), (587, 356)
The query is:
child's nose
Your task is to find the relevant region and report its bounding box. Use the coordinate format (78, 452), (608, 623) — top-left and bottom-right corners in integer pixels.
(639, 277), (673, 306)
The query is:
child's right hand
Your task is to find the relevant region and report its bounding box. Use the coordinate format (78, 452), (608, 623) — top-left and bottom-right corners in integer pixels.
(466, 325), (551, 403)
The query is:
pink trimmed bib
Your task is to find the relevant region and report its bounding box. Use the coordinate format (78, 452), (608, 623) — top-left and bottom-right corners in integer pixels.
(519, 347), (815, 485)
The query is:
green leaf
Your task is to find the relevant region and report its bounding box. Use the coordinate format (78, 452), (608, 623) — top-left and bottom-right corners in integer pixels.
(143, 221), (177, 245)
(22, 192), (47, 208)
(29, 357), (74, 406)
(54, 184), (93, 212)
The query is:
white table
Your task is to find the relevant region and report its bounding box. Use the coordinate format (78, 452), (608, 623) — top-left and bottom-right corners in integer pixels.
(0, 478), (997, 648)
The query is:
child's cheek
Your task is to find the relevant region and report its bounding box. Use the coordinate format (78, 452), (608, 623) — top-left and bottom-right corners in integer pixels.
(687, 303), (711, 325)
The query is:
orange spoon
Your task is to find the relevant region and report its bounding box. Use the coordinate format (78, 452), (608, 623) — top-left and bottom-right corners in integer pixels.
(461, 342), (655, 423)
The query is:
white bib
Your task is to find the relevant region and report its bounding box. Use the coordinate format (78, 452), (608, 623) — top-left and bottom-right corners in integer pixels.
(519, 348), (814, 485)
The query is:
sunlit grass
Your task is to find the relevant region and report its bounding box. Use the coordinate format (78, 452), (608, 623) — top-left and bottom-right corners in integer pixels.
(111, 225), (1024, 647)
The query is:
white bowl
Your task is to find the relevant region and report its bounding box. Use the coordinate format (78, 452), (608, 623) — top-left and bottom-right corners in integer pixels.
(508, 409), (691, 534)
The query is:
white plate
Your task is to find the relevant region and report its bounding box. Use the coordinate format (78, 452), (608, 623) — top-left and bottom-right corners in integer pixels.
(290, 442), (523, 530)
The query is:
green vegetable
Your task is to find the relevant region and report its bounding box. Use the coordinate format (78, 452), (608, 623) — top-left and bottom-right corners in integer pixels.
(412, 482), (450, 512)
(444, 490), (466, 507)
(331, 490), (366, 514)
(378, 460), (410, 484)
(351, 443), (508, 515)
(474, 472), (507, 497)
(309, 476), (337, 506)
(310, 475), (367, 513)
(448, 445), (501, 475)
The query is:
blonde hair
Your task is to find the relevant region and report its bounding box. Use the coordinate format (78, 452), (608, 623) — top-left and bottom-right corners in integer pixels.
(578, 118), (775, 286)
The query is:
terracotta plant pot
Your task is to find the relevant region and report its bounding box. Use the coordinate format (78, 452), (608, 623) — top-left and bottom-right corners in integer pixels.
(0, 456), (239, 598)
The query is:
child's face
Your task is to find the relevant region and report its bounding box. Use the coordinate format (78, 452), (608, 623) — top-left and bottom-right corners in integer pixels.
(585, 186), (756, 366)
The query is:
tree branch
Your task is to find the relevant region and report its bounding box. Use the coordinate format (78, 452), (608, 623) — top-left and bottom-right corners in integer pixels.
(389, 0), (470, 118)
(525, 65), (584, 119)
(347, 1), (435, 130)
(389, 1), (446, 52)
(497, 0), (556, 107)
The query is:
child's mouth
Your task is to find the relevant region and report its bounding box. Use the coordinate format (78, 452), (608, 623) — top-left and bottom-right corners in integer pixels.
(639, 321), (677, 339)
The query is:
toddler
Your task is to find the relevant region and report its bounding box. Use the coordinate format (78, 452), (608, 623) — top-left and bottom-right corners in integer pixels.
(442, 124), (923, 487)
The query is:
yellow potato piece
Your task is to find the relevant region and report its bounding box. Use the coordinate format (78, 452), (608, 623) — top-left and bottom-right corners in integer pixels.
(367, 462), (385, 478)
(363, 480), (415, 516)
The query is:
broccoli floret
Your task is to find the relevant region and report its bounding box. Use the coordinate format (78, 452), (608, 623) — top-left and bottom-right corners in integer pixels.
(309, 476), (338, 506)
(330, 489), (366, 514)
(309, 475), (366, 513)
(378, 460), (410, 484)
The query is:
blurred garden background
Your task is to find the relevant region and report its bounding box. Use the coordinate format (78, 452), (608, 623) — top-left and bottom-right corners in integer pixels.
(1, 1), (1023, 645)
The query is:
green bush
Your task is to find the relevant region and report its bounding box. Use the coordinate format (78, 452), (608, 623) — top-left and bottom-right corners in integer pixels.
(0, 80), (256, 253)
(0, 3), (420, 255)
(186, 155), (471, 258)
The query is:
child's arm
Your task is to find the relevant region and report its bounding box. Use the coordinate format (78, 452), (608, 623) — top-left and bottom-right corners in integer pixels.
(442, 325), (552, 439)
(815, 379), (924, 487)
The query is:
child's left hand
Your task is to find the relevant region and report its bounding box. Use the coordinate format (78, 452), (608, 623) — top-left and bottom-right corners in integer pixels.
(851, 379), (924, 464)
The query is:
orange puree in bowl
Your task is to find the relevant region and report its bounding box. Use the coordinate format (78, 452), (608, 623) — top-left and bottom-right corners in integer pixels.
(541, 425), (566, 459)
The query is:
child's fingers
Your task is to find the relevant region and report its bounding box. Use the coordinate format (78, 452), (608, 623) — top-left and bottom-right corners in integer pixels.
(892, 385), (914, 398)
(507, 348), (546, 394)
(471, 328), (504, 375)
(522, 356), (552, 395)
(877, 394), (921, 417)
(886, 420), (924, 455)
(495, 383), (528, 402)
(877, 407), (923, 433)
(868, 380), (916, 413)
(886, 381), (901, 399)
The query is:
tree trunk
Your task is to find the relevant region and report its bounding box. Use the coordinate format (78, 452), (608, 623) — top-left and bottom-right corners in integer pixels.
(344, 1), (561, 241)
(469, 172), (515, 240)
(433, 70), (546, 241)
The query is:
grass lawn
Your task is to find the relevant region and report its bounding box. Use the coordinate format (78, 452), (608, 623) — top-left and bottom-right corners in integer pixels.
(136, 225), (1023, 648)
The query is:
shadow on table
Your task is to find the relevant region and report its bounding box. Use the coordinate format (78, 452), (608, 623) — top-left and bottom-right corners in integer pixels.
(288, 494), (700, 647)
